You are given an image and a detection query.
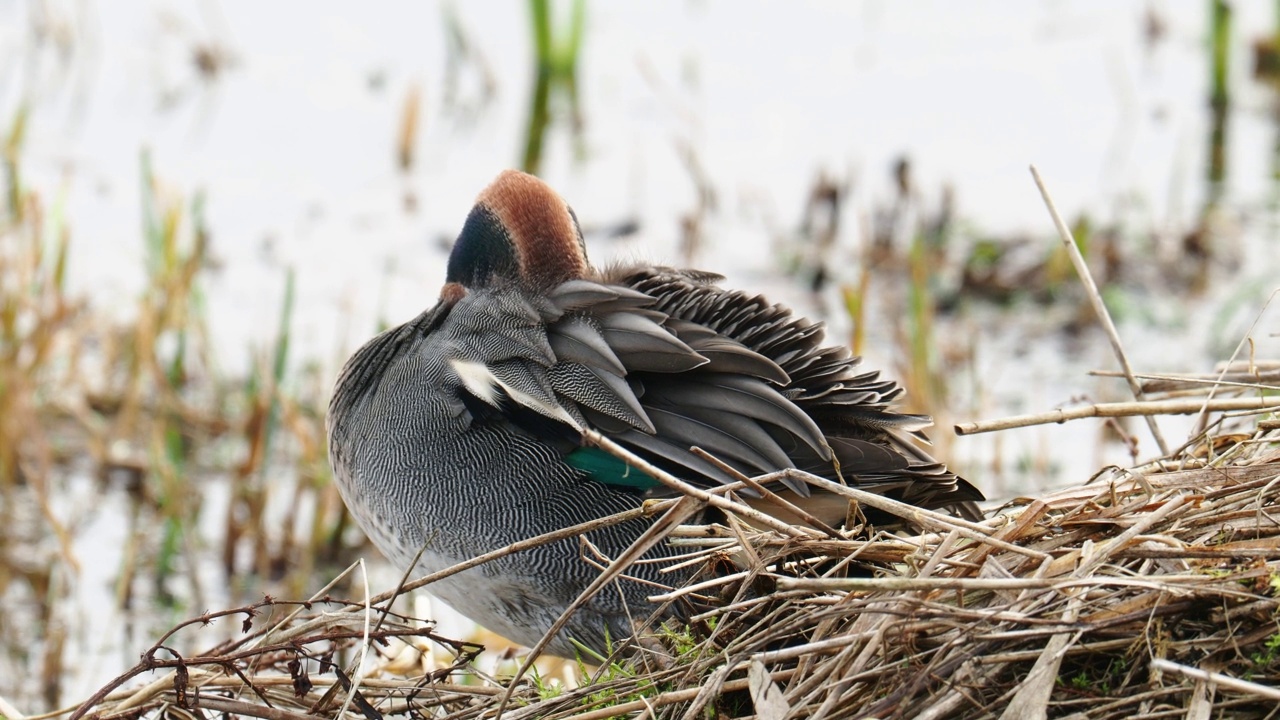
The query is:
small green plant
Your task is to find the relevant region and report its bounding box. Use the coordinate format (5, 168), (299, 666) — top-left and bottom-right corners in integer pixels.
(569, 632), (659, 710)
(1057, 654), (1129, 695)
(658, 623), (699, 658)
(1249, 630), (1280, 669)
(528, 666), (564, 701)
(1069, 672), (1090, 690)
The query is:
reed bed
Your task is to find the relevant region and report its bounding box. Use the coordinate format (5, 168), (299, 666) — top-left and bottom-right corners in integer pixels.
(53, 359), (1280, 720)
(0, 147), (349, 709)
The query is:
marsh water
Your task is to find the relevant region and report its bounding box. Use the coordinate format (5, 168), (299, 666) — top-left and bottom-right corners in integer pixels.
(4, 0), (1280, 707)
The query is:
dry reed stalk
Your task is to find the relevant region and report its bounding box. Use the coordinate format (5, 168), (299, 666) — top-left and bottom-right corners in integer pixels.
(1030, 165), (1169, 456)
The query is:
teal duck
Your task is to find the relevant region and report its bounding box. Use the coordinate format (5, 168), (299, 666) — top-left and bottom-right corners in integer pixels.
(327, 170), (983, 657)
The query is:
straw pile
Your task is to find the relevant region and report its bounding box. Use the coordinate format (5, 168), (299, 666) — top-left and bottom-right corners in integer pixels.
(68, 367), (1280, 720)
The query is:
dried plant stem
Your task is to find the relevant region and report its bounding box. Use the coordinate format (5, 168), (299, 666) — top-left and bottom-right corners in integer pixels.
(648, 569), (751, 603)
(690, 446), (843, 538)
(1030, 165), (1170, 456)
(776, 573), (1222, 594)
(0, 694), (27, 720)
(189, 697), (321, 720)
(1151, 659), (1280, 702)
(785, 471), (1048, 560)
(954, 396), (1280, 435)
(1090, 368), (1280, 393)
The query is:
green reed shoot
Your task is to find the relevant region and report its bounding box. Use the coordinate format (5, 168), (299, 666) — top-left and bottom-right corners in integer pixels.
(522, 0), (585, 173)
(905, 232), (941, 416)
(1210, 0), (1231, 110)
(132, 151), (216, 603)
(841, 268), (870, 358)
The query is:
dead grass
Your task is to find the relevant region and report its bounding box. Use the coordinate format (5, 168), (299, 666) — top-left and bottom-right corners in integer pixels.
(46, 359), (1280, 720)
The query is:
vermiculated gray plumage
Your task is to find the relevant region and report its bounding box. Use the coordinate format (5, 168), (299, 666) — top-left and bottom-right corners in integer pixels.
(327, 170), (983, 657)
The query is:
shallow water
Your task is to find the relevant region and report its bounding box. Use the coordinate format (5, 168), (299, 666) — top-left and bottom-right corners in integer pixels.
(4, 0), (1280, 706)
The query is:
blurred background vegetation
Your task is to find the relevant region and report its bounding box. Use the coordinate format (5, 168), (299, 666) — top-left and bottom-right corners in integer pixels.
(2, 0), (1280, 709)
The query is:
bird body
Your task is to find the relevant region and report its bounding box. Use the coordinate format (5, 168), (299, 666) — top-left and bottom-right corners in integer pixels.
(327, 170), (982, 657)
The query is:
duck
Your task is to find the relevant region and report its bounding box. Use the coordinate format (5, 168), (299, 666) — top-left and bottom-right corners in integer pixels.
(327, 169), (983, 658)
